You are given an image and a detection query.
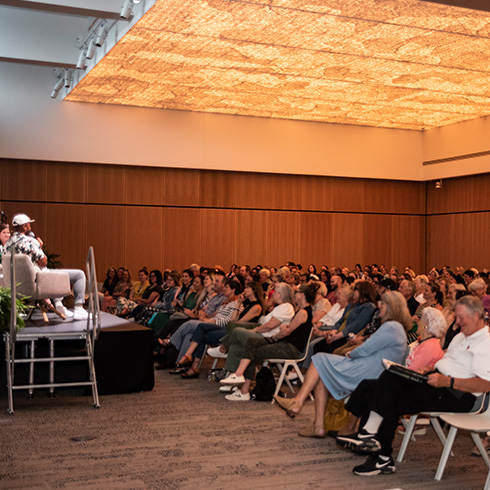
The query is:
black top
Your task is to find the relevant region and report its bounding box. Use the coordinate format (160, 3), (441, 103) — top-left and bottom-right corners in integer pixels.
(239, 300), (262, 323)
(102, 278), (117, 296)
(280, 305), (313, 352)
(442, 319), (460, 350)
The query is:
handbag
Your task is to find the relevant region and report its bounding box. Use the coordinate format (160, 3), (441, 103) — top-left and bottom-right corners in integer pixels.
(323, 398), (349, 432)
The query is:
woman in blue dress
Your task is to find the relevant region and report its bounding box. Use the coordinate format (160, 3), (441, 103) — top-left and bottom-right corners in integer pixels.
(274, 291), (411, 438)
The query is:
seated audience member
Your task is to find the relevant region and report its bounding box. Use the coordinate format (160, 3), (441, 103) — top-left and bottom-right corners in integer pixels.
(413, 282), (443, 320)
(398, 279), (419, 316)
(134, 271), (181, 325)
(307, 264), (317, 276)
(326, 274), (343, 305)
(0, 222), (11, 262)
(118, 269), (163, 317)
(116, 268), (150, 315)
(273, 291), (410, 437)
(469, 278), (488, 302)
(413, 274), (429, 304)
(313, 280), (377, 355)
(98, 267), (118, 305)
(164, 270), (227, 365)
(320, 269), (331, 290)
(220, 282), (316, 401)
(172, 269), (193, 312)
(258, 268), (271, 292)
(336, 295), (490, 476)
(102, 269), (133, 312)
(5, 213), (89, 320)
(174, 280), (245, 378)
(311, 281), (332, 323)
(214, 283), (296, 380)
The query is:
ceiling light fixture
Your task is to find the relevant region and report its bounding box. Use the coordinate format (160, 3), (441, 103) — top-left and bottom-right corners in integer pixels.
(63, 69), (72, 88)
(85, 38), (96, 60)
(435, 179), (443, 189)
(50, 77), (64, 99)
(120, 0), (141, 20)
(76, 49), (87, 70)
(95, 22), (109, 47)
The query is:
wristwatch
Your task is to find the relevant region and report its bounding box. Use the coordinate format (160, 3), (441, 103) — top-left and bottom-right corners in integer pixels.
(449, 376), (455, 389)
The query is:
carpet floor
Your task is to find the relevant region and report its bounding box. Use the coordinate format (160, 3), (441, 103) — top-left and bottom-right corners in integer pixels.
(0, 358), (487, 490)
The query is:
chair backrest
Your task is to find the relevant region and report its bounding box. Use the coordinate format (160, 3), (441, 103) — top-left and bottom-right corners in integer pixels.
(2, 253), (37, 298)
(296, 327), (315, 362)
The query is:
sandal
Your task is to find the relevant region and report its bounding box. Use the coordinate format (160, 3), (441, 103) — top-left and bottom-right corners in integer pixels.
(176, 354), (193, 367)
(158, 338), (171, 348)
(181, 368), (200, 379)
(273, 395), (302, 418)
(298, 424), (326, 438)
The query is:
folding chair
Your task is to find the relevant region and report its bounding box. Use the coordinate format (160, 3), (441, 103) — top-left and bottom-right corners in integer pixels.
(435, 394), (490, 484)
(264, 328), (314, 402)
(397, 393), (486, 463)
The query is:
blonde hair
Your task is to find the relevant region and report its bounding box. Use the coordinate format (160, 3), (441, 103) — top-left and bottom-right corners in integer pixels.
(380, 291), (412, 332)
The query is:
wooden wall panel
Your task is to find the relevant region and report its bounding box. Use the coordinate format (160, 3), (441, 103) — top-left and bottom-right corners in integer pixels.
(3, 159), (46, 201)
(426, 175), (474, 215)
(200, 170), (235, 208)
(268, 211), (301, 266)
(125, 206), (163, 275)
(164, 168), (200, 207)
(363, 180), (425, 215)
(426, 214), (457, 270)
(86, 205), (126, 277)
(301, 175), (332, 212)
(0, 159), (4, 200)
(44, 204), (87, 270)
(330, 213), (362, 269)
(87, 164), (125, 204)
(235, 210), (270, 267)
(200, 209), (235, 269)
(0, 201), (46, 240)
(163, 207), (201, 271)
(391, 215), (425, 273)
(362, 214), (393, 267)
(46, 161), (87, 203)
(125, 166), (165, 205)
(299, 212), (332, 269)
(330, 178), (364, 212)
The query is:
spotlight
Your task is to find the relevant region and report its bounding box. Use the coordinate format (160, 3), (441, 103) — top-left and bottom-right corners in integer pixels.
(435, 179), (443, 189)
(63, 69), (72, 88)
(86, 38), (96, 59)
(95, 22), (109, 47)
(120, 0), (141, 20)
(51, 78), (64, 99)
(76, 49), (87, 70)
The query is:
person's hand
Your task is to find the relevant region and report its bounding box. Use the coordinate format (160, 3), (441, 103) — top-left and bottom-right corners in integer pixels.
(36, 236), (44, 247)
(279, 324), (289, 336)
(427, 373), (450, 388)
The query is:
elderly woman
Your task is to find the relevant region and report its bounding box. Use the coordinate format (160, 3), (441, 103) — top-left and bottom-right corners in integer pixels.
(220, 282), (316, 401)
(274, 291), (410, 438)
(0, 222), (11, 262)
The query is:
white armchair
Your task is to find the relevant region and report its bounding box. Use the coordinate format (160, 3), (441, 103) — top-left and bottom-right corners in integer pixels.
(2, 253), (70, 323)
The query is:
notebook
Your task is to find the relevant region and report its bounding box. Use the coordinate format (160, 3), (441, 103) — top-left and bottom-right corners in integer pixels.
(382, 359), (429, 384)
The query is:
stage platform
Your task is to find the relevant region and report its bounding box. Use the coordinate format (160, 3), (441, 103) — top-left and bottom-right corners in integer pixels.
(1, 311), (155, 399)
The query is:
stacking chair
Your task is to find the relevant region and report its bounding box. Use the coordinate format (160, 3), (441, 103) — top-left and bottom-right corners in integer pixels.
(435, 395), (490, 484)
(2, 253), (70, 323)
(263, 328), (314, 402)
(396, 393), (486, 463)
(3, 247), (101, 414)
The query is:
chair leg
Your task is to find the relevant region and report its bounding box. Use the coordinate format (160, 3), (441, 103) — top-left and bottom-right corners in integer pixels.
(40, 300), (66, 320)
(397, 414), (418, 462)
(28, 340), (35, 398)
(293, 363), (314, 401)
(272, 362), (288, 401)
(435, 426), (458, 480)
(5, 333), (14, 415)
(472, 432), (490, 469)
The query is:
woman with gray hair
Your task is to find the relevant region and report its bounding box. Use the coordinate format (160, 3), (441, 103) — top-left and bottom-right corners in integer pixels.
(405, 307), (447, 372)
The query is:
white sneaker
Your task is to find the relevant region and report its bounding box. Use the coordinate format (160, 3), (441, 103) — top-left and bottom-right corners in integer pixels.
(207, 346), (228, 359)
(286, 370), (299, 381)
(57, 305), (74, 318)
(73, 308), (89, 321)
(220, 373), (245, 385)
(219, 385), (235, 393)
(225, 390), (250, 401)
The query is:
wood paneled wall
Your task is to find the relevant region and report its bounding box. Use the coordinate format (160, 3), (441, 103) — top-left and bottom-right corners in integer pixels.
(426, 173), (490, 271)
(0, 158), (426, 276)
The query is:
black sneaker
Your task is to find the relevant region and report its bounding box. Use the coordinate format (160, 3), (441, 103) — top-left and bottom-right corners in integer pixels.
(353, 454), (396, 476)
(336, 429), (381, 453)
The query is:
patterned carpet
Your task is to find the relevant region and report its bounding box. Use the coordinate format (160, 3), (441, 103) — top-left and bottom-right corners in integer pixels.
(0, 358), (487, 490)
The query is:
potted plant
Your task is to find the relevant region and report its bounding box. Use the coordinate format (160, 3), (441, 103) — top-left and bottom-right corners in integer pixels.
(0, 286), (30, 332)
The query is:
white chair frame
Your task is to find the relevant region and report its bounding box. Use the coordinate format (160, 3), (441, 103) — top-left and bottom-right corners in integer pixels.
(435, 395), (490, 485)
(264, 328), (315, 402)
(3, 247), (101, 414)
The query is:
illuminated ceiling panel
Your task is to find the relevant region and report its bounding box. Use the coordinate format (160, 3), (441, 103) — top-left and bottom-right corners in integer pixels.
(66, 0), (490, 130)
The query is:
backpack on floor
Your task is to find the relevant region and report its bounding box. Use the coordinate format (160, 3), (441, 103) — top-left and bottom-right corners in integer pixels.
(251, 366), (276, 402)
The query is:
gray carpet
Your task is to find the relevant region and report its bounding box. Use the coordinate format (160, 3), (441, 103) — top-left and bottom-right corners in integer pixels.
(0, 359), (487, 489)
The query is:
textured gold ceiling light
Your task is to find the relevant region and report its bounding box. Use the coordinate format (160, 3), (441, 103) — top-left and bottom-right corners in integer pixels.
(66, 0), (490, 130)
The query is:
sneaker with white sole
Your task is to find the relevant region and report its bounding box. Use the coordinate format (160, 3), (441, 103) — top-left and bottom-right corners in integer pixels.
(220, 373), (245, 385)
(286, 370), (299, 381)
(219, 385), (235, 393)
(225, 390), (250, 401)
(337, 429), (381, 453)
(73, 308), (89, 321)
(353, 454), (396, 476)
(57, 305), (74, 318)
(207, 346), (228, 359)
